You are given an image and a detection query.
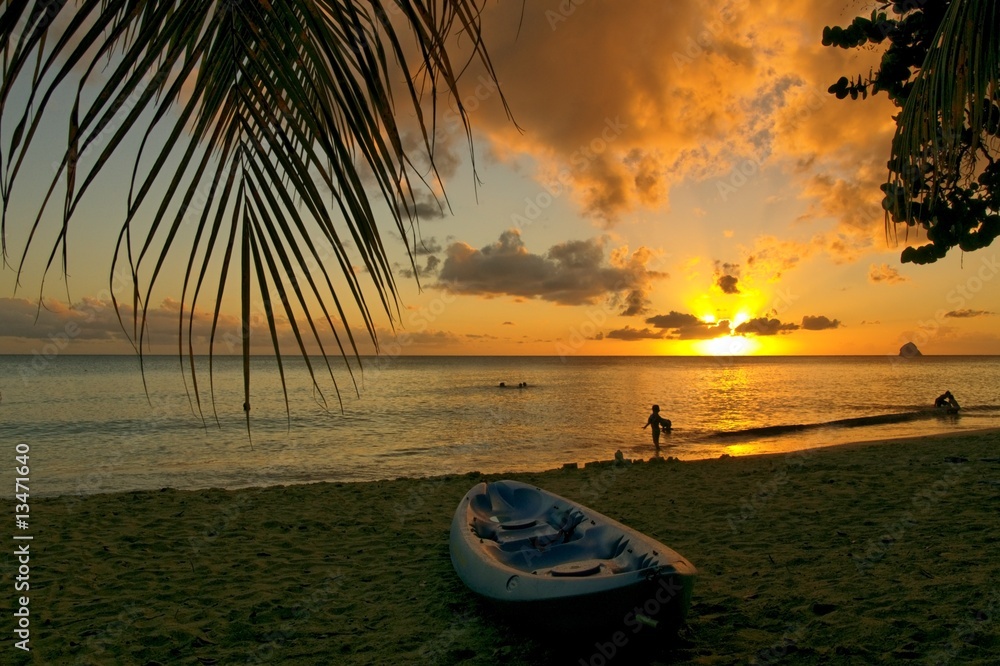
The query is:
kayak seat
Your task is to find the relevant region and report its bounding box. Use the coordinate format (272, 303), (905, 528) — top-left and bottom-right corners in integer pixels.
(479, 481), (546, 522)
(488, 525), (635, 573)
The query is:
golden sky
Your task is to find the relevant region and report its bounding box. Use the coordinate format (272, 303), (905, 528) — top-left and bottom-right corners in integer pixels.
(2, 0), (999, 357)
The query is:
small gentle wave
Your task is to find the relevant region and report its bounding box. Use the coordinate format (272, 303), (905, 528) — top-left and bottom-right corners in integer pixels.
(711, 405), (1000, 440)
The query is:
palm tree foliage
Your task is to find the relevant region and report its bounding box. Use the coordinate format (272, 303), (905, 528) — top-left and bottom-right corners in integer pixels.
(824, 0), (1000, 264)
(1, 0), (506, 428)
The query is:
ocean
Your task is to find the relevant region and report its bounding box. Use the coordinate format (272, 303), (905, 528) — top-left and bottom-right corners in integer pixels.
(2, 354), (999, 497)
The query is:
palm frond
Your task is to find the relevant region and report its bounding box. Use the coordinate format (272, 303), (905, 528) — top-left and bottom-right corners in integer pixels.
(1, 0), (508, 426)
(887, 0), (1000, 236)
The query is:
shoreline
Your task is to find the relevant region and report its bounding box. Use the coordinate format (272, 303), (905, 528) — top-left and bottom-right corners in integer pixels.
(23, 429), (1000, 664)
(27, 422), (1000, 500)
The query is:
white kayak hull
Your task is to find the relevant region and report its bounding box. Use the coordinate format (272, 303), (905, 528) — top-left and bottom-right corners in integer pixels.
(449, 479), (696, 632)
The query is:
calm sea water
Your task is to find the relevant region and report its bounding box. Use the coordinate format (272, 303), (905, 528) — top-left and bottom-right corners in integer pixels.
(2, 354), (999, 496)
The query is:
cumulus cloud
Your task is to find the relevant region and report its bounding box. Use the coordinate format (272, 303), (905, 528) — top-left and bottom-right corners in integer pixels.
(801, 315), (841, 330)
(0, 296), (371, 355)
(606, 326), (665, 341)
(944, 309), (994, 318)
(734, 317), (800, 336)
(640, 309), (841, 339)
(717, 274), (740, 294)
(0, 297), (126, 342)
(712, 261), (741, 294)
(413, 237), (445, 255)
(397, 254), (441, 279)
(646, 311), (702, 329)
(397, 195), (448, 221)
(742, 236), (816, 283)
(436, 229), (666, 311)
(441, 0), (894, 239)
(645, 310), (731, 339)
(0, 296), (264, 355)
(868, 263), (909, 284)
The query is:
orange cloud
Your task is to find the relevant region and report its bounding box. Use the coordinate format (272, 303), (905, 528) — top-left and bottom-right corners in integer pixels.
(432, 1), (907, 273)
(868, 263), (909, 284)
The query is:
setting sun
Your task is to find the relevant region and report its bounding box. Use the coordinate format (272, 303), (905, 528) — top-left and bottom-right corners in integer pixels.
(731, 311), (753, 328)
(698, 334), (760, 356)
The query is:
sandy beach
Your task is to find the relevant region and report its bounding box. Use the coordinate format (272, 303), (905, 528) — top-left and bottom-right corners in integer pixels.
(15, 430), (1000, 664)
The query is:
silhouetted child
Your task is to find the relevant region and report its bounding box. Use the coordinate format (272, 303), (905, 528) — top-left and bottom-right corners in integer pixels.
(643, 404), (672, 449)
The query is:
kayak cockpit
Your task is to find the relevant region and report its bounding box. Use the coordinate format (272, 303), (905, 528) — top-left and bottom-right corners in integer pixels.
(466, 482), (665, 577)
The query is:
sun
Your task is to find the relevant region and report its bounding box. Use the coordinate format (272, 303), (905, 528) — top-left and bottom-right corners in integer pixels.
(698, 334), (759, 356)
(731, 311), (753, 328)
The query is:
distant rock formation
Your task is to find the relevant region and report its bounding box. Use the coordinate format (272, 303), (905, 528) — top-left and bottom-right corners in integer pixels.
(899, 341), (922, 357)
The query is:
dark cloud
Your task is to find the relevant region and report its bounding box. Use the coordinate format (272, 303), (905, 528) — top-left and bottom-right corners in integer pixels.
(0, 296), (376, 355)
(713, 261), (740, 294)
(606, 326), (664, 341)
(734, 317), (799, 336)
(671, 320), (732, 340)
(398, 198), (448, 221)
(413, 237), (444, 255)
(801, 315), (841, 330)
(645, 311), (731, 339)
(645, 311), (701, 328)
(397, 254), (441, 279)
(944, 309), (994, 318)
(717, 274), (740, 294)
(436, 229), (665, 310)
(613, 286), (649, 316)
(0, 297), (125, 341)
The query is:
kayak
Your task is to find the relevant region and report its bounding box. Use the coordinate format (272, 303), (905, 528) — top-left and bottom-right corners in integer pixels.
(449, 479), (696, 633)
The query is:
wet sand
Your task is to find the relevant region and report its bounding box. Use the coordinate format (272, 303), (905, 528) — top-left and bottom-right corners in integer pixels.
(18, 430), (1000, 664)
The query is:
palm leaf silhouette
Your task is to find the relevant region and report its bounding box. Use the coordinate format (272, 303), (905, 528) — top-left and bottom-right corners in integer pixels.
(1, 0), (510, 433)
(886, 0), (1000, 245)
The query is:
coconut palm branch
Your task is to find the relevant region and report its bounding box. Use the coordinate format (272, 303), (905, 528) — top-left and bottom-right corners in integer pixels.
(0, 1), (508, 430)
(885, 0), (1000, 259)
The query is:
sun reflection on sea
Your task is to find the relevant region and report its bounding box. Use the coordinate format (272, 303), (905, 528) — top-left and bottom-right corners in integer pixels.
(722, 442), (771, 457)
(704, 366), (759, 432)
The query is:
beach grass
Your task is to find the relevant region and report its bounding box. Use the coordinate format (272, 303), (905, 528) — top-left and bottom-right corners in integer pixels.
(17, 430), (1000, 664)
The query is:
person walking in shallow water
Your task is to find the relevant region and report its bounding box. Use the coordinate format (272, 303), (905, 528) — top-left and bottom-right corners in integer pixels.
(643, 404), (672, 449)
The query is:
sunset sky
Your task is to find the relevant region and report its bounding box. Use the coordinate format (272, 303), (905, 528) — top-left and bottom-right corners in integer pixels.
(2, 0), (999, 357)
